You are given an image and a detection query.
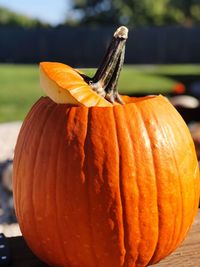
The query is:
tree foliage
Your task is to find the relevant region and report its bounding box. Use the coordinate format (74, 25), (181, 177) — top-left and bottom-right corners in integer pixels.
(0, 7), (48, 28)
(68, 0), (200, 26)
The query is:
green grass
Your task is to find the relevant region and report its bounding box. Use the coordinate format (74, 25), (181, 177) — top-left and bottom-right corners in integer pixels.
(135, 64), (200, 75)
(0, 63), (198, 122)
(0, 64), (41, 122)
(83, 67), (175, 95)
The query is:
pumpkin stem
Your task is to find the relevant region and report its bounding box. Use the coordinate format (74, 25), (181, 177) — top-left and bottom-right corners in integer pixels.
(85, 26), (128, 104)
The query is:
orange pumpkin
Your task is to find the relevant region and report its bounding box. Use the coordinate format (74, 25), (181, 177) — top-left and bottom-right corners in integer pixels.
(13, 26), (200, 267)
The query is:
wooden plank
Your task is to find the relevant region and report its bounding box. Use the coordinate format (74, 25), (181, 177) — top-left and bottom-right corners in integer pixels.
(4, 209), (200, 266)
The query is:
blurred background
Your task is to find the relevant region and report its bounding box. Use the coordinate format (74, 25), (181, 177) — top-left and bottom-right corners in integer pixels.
(0, 0), (200, 232)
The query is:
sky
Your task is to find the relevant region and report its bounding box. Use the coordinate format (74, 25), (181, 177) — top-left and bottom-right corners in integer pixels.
(0, 0), (71, 25)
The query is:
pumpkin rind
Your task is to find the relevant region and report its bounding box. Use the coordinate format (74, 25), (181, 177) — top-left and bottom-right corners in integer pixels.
(13, 95), (200, 267)
(40, 62), (112, 107)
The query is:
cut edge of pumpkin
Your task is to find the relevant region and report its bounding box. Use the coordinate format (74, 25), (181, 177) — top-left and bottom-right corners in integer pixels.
(40, 62), (162, 108)
(40, 62), (112, 107)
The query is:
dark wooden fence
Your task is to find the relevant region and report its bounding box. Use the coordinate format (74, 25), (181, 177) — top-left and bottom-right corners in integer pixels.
(0, 25), (200, 67)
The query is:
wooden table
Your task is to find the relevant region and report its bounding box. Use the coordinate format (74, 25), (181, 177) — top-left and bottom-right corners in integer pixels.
(2, 209), (200, 267)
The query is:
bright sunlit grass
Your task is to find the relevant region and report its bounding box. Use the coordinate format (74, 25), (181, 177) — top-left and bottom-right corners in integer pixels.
(0, 64), (41, 122)
(83, 67), (175, 95)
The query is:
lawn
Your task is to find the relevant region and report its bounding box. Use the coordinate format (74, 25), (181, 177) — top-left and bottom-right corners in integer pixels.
(0, 63), (199, 122)
(0, 65), (41, 123)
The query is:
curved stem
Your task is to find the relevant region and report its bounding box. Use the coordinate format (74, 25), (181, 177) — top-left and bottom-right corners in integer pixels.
(82, 26), (128, 104)
(105, 45), (125, 104)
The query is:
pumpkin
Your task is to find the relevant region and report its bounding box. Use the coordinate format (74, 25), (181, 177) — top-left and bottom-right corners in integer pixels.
(13, 26), (200, 267)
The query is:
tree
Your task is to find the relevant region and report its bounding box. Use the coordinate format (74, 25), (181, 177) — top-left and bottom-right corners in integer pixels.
(67, 0), (121, 26)
(67, 0), (200, 26)
(168, 0), (200, 25)
(0, 7), (49, 28)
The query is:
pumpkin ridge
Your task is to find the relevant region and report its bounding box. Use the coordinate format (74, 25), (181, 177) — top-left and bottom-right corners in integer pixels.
(126, 104), (158, 266)
(56, 106), (100, 267)
(83, 108), (100, 267)
(162, 103), (197, 255)
(137, 104), (170, 264)
(41, 102), (74, 265)
(30, 102), (59, 260)
(41, 103), (68, 265)
(122, 105), (140, 266)
(16, 99), (56, 258)
(13, 98), (47, 219)
(134, 105), (160, 265)
(168, 109), (199, 214)
(112, 107), (127, 266)
(51, 105), (71, 265)
(164, 133), (184, 256)
(82, 107), (126, 266)
(137, 100), (183, 264)
(164, 109), (197, 252)
(158, 116), (183, 256)
(15, 98), (54, 222)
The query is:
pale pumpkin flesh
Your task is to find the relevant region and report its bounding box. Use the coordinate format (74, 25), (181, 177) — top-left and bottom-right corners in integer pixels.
(40, 62), (112, 107)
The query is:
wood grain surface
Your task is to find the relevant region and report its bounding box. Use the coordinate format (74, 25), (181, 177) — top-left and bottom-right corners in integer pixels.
(5, 209), (200, 267)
